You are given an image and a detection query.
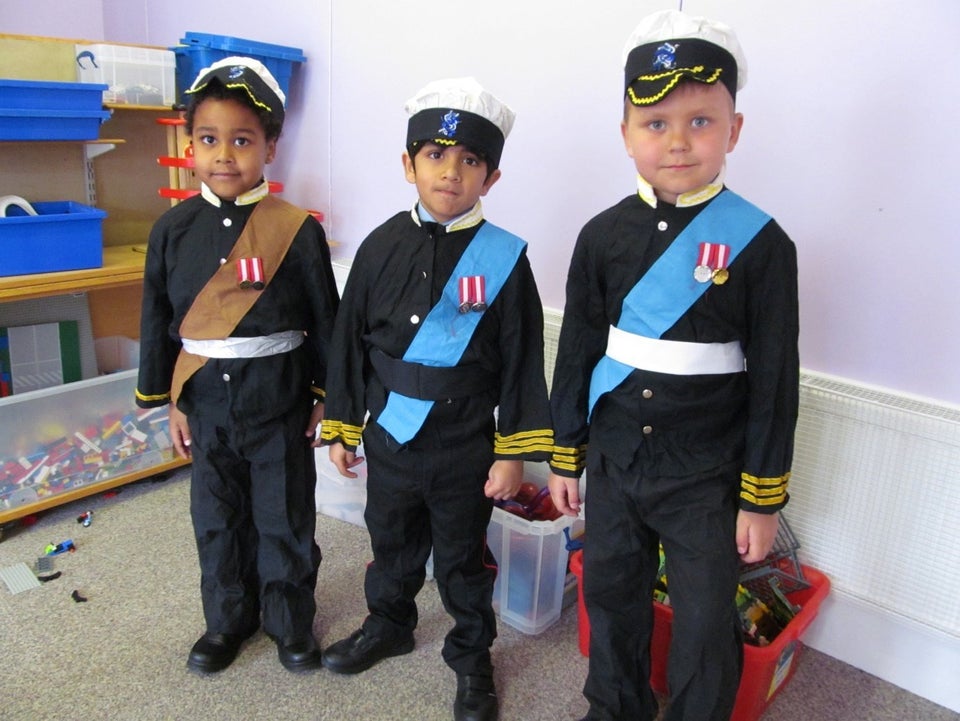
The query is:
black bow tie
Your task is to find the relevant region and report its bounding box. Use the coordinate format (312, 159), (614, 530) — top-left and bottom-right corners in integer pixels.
(421, 221), (446, 236)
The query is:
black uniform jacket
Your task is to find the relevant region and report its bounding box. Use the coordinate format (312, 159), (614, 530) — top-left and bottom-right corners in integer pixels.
(321, 210), (553, 457)
(136, 191), (339, 415)
(549, 191), (799, 512)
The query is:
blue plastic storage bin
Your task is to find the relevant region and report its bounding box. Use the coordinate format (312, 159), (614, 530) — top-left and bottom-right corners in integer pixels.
(0, 79), (110, 140)
(172, 32), (306, 104)
(0, 201), (106, 277)
(0, 108), (112, 141)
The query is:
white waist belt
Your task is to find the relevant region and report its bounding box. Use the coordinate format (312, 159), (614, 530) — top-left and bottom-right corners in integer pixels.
(181, 330), (304, 359)
(605, 325), (745, 376)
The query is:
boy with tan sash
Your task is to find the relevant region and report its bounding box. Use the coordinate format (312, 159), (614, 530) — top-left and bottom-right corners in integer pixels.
(135, 57), (338, 674)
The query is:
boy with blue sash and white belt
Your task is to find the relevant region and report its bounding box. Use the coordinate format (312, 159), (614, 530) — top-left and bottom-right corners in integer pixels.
(319, 78), (553, 721)
(547, 11), (799, 721)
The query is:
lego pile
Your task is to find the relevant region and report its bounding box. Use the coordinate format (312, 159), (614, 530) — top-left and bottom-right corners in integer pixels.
(1, 406), (172, 509)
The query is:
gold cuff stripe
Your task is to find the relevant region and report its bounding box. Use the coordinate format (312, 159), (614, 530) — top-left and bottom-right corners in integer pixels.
(551, 444), (586, 460)
(550, 444), (587, 473)
(310, 385), (326, 398)
(494, 430), (554, 456)
(495, 430), (554, 445)
(495, 441), (556, 457)
(497, 440), (555, 453)
(135, 389), (170, 403)
(497, 429), (553, 442)
(319, 420), (363, 446)
(740, 489), (787, 506)
(740, 472), (790, 506)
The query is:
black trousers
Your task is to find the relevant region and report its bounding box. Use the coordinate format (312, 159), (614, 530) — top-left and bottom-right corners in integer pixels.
(188, 393), (320, 641)
(360, 424), (498, 677)
(581, 448), (742, 721)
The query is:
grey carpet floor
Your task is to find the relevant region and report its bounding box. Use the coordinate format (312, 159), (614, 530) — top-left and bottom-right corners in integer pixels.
(0, 470), (955, 721)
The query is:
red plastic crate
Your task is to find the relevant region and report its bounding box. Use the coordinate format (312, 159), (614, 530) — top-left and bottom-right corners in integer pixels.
(569, 550), (830, 721)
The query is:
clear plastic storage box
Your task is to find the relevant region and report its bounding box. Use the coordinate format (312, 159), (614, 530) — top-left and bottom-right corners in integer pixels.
(0, 370), (174, 513)
(75, 44), (176, 107)
(487, 472), (585, 634)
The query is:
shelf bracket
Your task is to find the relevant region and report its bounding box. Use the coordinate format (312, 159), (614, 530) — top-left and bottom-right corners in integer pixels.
(84, 143), (116, 161)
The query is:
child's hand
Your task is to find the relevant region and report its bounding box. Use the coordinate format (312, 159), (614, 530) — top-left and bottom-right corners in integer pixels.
(548, 471), (582, 517)
(329, 442), (364, 479)
(306, 401), (326, 447)
(484, 460), (523, 500)
(736, 510), (780, 563)
(169, 406), (192, 459)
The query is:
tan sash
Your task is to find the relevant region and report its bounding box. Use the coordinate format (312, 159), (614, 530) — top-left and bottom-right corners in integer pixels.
(169, 195), (308, 405)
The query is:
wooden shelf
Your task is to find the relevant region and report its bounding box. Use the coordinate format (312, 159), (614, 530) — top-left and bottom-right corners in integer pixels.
(0, 138), (126, 145)
(0, 243), (147, 302)
(106, 103), (178, 112)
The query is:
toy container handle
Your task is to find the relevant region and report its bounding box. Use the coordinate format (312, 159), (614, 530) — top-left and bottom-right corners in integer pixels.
(76, 50), (99, 70)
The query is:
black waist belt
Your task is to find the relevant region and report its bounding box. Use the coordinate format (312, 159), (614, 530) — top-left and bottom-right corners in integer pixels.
(370, 348), (497, 401)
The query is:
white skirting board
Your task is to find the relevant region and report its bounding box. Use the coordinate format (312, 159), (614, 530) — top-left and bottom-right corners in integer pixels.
(804, 589), (960, 713)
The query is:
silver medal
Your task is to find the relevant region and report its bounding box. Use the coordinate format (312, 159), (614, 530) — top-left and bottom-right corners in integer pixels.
(694, 265), (713, 283)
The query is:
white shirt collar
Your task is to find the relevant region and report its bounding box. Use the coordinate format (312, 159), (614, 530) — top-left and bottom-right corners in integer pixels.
(410, 200), (485, 233)
(200, 179), (270, 208)
(636, 166), (726, 209)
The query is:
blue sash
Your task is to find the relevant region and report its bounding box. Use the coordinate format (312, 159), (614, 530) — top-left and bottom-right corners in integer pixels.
(588, 190), (770, 414)
(377, 222), (526, 444)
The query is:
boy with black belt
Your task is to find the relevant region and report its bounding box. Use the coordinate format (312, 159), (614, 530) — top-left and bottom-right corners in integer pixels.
(136, 57), (339, 674)
(319, 77), (553, 721)
(547, 10), (799, 721)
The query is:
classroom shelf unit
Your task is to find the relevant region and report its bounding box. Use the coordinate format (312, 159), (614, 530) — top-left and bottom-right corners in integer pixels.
(0, 34), (189, 531)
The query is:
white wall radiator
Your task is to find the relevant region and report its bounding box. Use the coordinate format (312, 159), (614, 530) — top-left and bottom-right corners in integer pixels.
(789, 370), (960, 639)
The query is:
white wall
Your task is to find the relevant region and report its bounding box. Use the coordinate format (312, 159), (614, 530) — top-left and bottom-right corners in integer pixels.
(7, 0), (957, 405)
(2, 0), (104, 39)
(330, 0), (960, 408)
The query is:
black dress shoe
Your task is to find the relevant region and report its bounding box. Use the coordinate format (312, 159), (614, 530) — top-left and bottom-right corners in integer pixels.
(454, 674), (499, 721)
(320, 628), (414, 674)
(276, 634), (323, 672)
(186, 629), (254, 673)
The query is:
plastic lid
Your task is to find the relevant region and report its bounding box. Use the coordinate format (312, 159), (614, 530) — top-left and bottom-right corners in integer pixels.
(178, 32), (306, 62)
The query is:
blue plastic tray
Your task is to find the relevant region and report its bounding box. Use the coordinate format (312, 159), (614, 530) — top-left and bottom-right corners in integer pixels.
(0, 201), (106, 276)
(0, 108), (111, 141)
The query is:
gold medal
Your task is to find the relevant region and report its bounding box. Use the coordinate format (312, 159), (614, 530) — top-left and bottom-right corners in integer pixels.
(712, 268), (729, 285)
